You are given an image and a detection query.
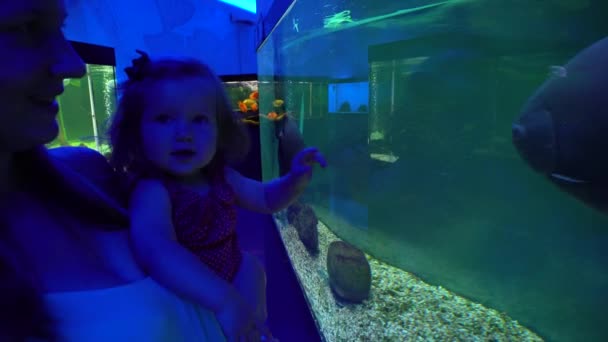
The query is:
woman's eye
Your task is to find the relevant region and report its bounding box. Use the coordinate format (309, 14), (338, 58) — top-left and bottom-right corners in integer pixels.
(4, 21), (54, 44)
(11, 21), (42, 36)
(193, 115), (209, 123)
(154, 114), (171, 123)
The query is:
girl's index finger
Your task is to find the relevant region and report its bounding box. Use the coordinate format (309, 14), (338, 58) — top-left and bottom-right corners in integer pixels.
(314, 152), (327, 167)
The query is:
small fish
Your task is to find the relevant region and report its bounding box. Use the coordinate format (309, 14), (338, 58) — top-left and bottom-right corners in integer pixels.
(549, 65), (568, 78)
(238, 101), (247, 113)
(550, 173), (586, 184)
(78, 135), (108, 143)
(243, 99), (256, 107)
(63, 78), (81, 87)
(292, 18), (299, 33)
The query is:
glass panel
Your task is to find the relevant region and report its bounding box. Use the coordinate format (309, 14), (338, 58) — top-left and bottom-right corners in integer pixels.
(47, 64), (117, 156)
(257, 0), (608, 341)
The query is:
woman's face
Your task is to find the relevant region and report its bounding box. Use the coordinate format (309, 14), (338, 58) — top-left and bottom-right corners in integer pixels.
(0, 0), (85, 153)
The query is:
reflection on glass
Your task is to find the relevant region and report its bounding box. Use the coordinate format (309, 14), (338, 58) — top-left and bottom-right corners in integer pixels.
(328, 81), (368, 113)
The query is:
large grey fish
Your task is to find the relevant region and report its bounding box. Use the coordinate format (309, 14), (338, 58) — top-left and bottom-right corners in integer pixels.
(512, 36), (608, 213)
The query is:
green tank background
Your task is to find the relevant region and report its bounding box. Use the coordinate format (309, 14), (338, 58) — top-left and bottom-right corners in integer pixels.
(223, 80), (258, 111)
(257, 0), (608, 341)
(47, 64), (117, 154)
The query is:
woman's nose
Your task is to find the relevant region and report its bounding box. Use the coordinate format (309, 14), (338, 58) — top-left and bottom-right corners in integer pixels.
(50, 34), (86, 80)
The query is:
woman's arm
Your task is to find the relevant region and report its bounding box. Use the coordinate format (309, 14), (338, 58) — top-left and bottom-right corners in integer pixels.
(129, 179), (237, 313)
(226, 147), (327, 213)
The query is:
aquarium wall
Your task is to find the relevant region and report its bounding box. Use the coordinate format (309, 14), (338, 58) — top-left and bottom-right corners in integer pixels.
(258, 0), (608, 341)
(64, 0), (258, 80)
(255, 0), (293, 47)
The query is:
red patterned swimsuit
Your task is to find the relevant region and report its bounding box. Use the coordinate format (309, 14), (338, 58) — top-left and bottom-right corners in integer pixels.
(163, 167), (242, 282)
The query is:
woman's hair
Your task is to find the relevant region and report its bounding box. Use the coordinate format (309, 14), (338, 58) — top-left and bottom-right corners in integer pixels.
(108, 50), (249, 181)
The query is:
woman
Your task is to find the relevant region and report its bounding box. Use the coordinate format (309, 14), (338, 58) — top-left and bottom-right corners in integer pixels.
(0, 1), (260, 341)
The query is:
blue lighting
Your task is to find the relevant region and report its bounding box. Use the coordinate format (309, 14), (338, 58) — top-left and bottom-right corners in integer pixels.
(328, 82), (369, 113)
(218, 0), (256, 13)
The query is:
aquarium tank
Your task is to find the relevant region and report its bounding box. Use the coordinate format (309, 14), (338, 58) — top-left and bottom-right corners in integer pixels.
(223, 79), (264, 180)
(46, 63), (117, 156)
(223, 79), (259, 113)
(256, 0), (608, 341)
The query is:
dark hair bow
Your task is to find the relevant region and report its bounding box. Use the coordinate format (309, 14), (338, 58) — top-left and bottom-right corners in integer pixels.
(124, 49), (150, 81)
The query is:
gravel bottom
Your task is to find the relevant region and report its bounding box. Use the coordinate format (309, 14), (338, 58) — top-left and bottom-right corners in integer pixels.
(275, 214), (544, 342)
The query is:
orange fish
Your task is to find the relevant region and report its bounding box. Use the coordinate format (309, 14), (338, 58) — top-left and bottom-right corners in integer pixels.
(238, 101), (247, 113)
(249, 91), (259, 100)
(267, 111), (278, 120)
(251, 102), (258, 111)
(242, 118), (260, 125)
(243, 99), (256, 107)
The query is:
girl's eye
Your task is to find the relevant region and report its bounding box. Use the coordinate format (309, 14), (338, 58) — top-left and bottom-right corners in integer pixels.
(154, 114), (172, 123)
(193, 115), (209, 123)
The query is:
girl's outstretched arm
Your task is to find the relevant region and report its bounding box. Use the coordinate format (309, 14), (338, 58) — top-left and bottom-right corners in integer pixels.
(226, 147), (327, 213)
(129, 179), (263, 339)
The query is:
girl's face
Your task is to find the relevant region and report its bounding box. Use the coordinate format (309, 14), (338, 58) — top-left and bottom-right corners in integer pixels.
(140, 77), (219, 181)
(0, 0), (86, 153)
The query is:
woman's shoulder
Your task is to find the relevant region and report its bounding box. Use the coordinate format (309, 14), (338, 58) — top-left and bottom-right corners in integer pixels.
(48, 146), (115, 186)
(48, 146), (108, 166)
(48, 146), (122, 191)
(45, 146), (129, 226)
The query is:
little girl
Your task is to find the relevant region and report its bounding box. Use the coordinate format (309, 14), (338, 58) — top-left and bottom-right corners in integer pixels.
(108, 51), (326, 341)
